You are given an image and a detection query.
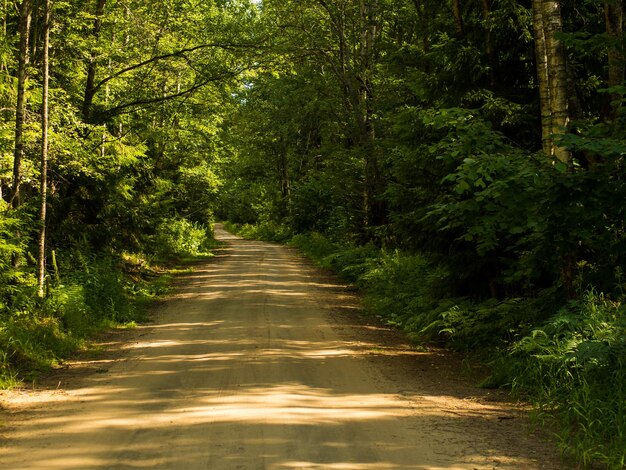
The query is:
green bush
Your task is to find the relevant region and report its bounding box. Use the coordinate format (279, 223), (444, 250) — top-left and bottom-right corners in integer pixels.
(290, 233), (380, 283)
(507, 292), (626, 468)
(153, 217), (213, 258)
(46, 284), (92, 336)
(360, 252), (455, 335)
(290, 232), (339, 263)
(0, 203), (36, 315)
(226, 220), (292, 243)
(288, 177), (335, 233)
(324, 243), (380, 284)
(82, 257), (134, 323)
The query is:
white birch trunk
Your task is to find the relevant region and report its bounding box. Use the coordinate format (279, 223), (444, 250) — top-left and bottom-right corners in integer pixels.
(532, 0), (571, 164)
(38, 0), (51, 297)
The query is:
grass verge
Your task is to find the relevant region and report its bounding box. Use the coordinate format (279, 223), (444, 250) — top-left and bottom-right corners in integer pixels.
(0, 253), (176, 387)
(0, 225), (221, 389)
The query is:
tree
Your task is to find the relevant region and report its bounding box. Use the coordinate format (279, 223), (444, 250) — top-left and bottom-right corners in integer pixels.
(532, 0), (571, 164)
(262, 0), (387, 235)
(10, 0), (33, 208)
(603, 0), (624, 120)
(82, 0), (107, 122)
(37, 0), (51, 297)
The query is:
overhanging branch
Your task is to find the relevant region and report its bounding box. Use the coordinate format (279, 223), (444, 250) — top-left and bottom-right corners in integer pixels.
(92, 68), (246, 123)
(92, 41), (269, 96)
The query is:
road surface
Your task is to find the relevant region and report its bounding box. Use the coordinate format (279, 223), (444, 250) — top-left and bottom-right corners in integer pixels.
(0, 225), (559, 469)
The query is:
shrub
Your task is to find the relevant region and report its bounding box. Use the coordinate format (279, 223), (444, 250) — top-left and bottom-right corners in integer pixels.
(153, 217), (213, 258)
(227, 220), (292, 243)
(0, 203), (35, 315)
(82, 257), (134, 323)
(288, 177), (335, 233)
(290, 232), (339, 264)
(46, 284), (92, 336)
(360, 252), (454, 336)
(507, 291), (626, 467)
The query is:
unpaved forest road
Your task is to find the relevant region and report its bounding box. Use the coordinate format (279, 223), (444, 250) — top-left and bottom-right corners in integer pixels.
(0, 225), (560, 469)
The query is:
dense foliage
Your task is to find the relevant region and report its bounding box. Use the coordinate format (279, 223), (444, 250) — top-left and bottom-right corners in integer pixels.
(1, 0), (625, 467)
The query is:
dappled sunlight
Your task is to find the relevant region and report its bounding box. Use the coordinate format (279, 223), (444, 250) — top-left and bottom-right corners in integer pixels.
(32, 384), (416, 431)
(262, 347), (357, 358)
(0, 227), (555, 470)
(145, 321), (225, 329)
(177, 385), (409, 425)
(2, 369), (525, 469)
(279, 463), (402, 469)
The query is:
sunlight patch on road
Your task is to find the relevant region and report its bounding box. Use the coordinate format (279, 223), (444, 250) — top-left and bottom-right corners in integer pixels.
(146, 321), (224, 329)
(260, 347), (356, 358)
(173, 385), (412, 425)
(279, 462), (399, 469)
(25, 385), (422, 432)
(126, 340), (183, 349)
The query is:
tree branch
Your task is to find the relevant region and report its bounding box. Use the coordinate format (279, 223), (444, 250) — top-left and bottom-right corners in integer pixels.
(92, 68), (244, 123)
(92, 42), (267, 96)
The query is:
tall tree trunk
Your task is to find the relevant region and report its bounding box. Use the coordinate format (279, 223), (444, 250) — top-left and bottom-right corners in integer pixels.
(10, 0), (32, 209)
(2, 0), (7, 37)
(603, 0), (624, 120)
(38, 0), (51, 298)
(359, 0), (385, 231)
(452, 0), (464, 36)
(532, 0), (570, 164)
(480, 0), (495, 87)
(532, 0), (552, 156)
(315, 0), (385, 233)
(279, 139), (290, 216)
(543, 0), (570, 164)
(533, 0), (574, 294)
(83, 0), (107, 121)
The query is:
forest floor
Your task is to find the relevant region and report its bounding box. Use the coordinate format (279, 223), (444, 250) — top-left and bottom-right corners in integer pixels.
(0, 225), (562, 469)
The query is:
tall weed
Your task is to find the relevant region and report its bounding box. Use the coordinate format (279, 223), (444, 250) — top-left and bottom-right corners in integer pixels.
(0, 251), (178, 386)
(508, 292), (626, 467)
(290, 232), (339, 263)
(0, 314), (77, 375)
(82, 258), (134, 323)
(360, 252), (447, 333)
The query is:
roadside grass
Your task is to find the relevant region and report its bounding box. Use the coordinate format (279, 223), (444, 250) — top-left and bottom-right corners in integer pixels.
(227, 223), (626, 469)
(0, 255), (170, 387)
(0, 221), (219, 389)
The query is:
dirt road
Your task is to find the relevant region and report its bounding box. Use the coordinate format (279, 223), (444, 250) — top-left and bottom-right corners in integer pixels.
(0, 225), (559, 469)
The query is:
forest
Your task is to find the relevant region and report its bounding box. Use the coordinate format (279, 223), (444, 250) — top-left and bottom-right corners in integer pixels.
(0, 0), (625, 467)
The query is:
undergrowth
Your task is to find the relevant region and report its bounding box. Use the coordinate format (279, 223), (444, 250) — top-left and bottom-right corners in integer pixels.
(509, 293), (626, 468)
(152, 218), (217, 259)
(0, 254), (168, 386)
(0, 218), (216, 388)
(224, 220), (292, 243)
